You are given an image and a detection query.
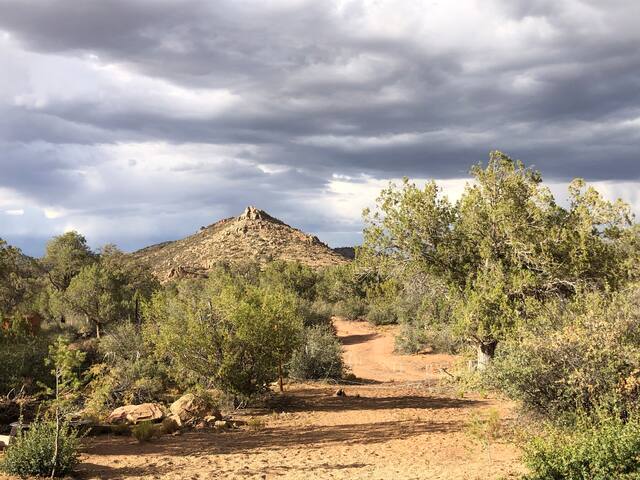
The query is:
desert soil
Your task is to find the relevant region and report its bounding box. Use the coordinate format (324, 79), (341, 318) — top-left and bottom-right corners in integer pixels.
(1, 319), (525, 479)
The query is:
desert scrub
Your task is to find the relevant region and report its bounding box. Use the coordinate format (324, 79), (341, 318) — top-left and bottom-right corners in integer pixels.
(246, 417), (266, 431)
(332, 296), (367, 320)
(288, 325), (345, 380)
(465, 408), (501, 451)
(366, 301), (397, 325)
(487, 290), (640, 419)
(523, 414), (640, 480)
(132, 420), (156, 442)
(0, 419), (80, 478)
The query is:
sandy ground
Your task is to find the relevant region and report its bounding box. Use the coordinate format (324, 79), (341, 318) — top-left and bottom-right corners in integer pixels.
(1, 319), (525, 479)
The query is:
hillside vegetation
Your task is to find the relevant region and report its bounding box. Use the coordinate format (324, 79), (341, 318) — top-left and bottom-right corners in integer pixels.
(1, 152), (640, 479)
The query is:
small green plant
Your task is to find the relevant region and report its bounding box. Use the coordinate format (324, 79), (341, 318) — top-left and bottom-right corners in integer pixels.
(523, 414), (640, 480)
(465, 408), (501, 452)
(0, 419), (80, 478)
(246, 417), (266, 431)
(366, 301), (397, 325)
(132, 420), (155, 442)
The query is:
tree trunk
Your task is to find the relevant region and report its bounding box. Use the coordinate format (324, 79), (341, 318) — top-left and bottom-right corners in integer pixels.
(95, 321), (101, 339)
(476, 340), (498, 371)
(278, 359), (284, 393)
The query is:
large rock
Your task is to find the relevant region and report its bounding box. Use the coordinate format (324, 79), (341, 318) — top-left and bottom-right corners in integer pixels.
(169, 394), (221, 426)
(107, 403), (164, 425)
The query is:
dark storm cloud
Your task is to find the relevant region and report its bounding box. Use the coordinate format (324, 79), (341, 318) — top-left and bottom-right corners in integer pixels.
(0, 0), (639, 254)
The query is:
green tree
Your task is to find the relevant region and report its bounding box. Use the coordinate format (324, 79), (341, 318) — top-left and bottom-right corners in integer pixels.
(362, 151), (634, 367)
(42, 232), (96, 292)
(146, 277), (302, 397)
(0, 239), (40, 321)
(42, 337), (85, 478)
(62, 245), (158, 337)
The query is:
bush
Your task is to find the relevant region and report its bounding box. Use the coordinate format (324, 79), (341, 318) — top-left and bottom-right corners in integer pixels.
(146, 280), (303, 397)
(297, 298), (332, 327)
(523, 415), (640, 480)
(0, 420), (80, 477)
(85, 322), (170, 417)
(395, 280), (460, 354)
(288, 326), (345, 380)
(332, 296), (367, 320)
(488, 290), (640, 418)
(0, 331), (52, 395)
(396, 322), (462, 354)
(132, 420), (155, 442)
(366, 301), (397, 325)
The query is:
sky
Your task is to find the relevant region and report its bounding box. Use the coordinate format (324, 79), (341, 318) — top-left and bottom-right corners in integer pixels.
(0, 0), (639, 256)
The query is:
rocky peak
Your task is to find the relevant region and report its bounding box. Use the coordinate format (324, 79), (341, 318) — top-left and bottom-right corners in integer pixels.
(238, 206), (283, 224)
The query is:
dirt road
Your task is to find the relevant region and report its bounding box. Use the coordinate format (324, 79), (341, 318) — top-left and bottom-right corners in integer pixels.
(1, 320), (524, 480)
(334, 317), (456, 383)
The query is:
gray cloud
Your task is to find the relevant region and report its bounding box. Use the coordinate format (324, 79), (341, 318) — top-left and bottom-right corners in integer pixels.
(0, 0), (639, 255)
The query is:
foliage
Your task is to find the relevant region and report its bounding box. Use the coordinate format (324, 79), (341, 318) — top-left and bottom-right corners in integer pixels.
(146, 276), (303, 396)
(332, 296), (367, 320)
(0, 328), (52, 395)
(43, 336), (86, 415)
(523, 414), (640, 480)
(62, 245), (159, 338)
(260, 261), (319, 300)
(288, 325), (345, 380)
(366, 301), (397, 325)
(296, 298), (332, 327)
(0, 419), (80, 478)
(42, 231), (96, 292)
(132, 420), (156, 442)
(361, 151), (635, 356)
(86, 322), (169, 416)
(0, 239), (41, 320)
(488, 287), (640, 418)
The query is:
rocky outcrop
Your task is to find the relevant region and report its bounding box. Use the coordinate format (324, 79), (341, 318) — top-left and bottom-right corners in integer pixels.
(169, 394), (221, 427)
(132, 206), (349, 281)
(106, 403), (164, 425)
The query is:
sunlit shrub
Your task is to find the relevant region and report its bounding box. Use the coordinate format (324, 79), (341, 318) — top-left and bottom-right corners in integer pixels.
(0, 420), (80, 477)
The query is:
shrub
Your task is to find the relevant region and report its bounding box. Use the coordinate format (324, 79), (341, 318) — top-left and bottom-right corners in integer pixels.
(523, 415), (640, 480)
(395, 281), (460, 354)
(0, 331), (52, 396)
(297, 298), (332, 327)
(0, 420), (80, 477)
(132, 420), (155, 442)
(288, 326), (345, 380)
(396, 322), (462, 354)
(487, 290), (640, 418)
(366, 301), (397, 325)
(85, 322), (170, 417)
(332, 296), (367, 320)
(146, 281), (303, 397)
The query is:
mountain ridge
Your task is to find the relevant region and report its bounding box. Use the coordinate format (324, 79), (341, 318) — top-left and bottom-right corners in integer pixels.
(132, 206), (350, 281)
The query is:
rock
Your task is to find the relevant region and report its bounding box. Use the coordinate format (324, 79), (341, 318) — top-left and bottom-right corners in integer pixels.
(171, 430), (182, 436)
(333, 388), (347, 397)
(169, 394), (221, 426)
(106, 403), (164, 425)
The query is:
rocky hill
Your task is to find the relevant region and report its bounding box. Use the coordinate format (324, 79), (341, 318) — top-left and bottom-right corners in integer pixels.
(132, 206), (350, 281)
